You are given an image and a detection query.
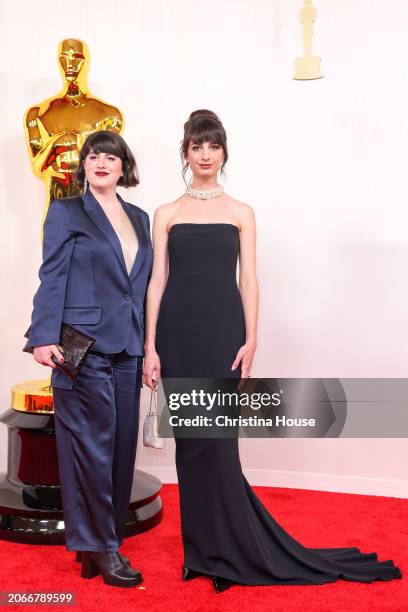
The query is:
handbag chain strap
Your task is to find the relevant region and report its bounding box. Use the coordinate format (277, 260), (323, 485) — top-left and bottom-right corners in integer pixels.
(149, 389), (157, 415)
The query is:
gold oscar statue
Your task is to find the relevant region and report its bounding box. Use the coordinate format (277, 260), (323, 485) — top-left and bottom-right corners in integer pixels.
(293, 0), (323, 80)
(19, 38), (124, 414)
(24, 38), (124, 230)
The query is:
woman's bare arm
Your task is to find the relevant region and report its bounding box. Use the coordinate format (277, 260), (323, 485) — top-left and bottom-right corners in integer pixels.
(231, 204), (259, 378)
(143, 205), (172, 388)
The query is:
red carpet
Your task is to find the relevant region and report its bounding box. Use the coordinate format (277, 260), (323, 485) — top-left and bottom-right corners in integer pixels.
(0, 484), (406, 612)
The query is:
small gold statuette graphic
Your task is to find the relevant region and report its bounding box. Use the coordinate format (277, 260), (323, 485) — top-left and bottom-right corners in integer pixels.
(293, 0), (323, 80)
(24, 38), (124, 230)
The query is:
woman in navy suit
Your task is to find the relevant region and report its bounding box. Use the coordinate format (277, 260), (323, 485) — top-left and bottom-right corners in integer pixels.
(27, 130), (153, 588)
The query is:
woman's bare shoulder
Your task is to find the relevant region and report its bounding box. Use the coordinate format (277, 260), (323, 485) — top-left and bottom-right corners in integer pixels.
(228, 196), (254, 214)
(153, 196), (188, 231)
(155, 195), (186, 216)
(226, 196), (255, 227)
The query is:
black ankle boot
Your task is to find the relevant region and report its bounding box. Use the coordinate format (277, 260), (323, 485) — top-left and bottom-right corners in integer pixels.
(81, 552), (143, 587)
(182, 566), (204, 581)
(212, 575), (234, 593)
(76, 551), (130, 566)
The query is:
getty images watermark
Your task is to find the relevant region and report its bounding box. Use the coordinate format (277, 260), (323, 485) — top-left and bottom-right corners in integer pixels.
(153, 378), (408, 438)
(166, 387), (315, 428)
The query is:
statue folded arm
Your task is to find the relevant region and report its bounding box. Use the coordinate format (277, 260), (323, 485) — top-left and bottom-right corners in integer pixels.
(24, 107), (69, 180)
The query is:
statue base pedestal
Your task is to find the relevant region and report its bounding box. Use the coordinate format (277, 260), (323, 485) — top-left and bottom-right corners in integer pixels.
(293, 55), (323, 80)
(0, 380), (163, 544)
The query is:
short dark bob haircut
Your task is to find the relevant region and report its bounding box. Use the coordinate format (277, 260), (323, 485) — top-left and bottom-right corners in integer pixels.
(76, 130), (139, 188)
(180, 109), (228, 183)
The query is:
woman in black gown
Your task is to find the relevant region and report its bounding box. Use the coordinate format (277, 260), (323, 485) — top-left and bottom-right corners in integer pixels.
(143, 110), (402, 592)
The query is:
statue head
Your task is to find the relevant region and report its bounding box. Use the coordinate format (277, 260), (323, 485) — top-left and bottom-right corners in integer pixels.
(58, 39), (90, 87)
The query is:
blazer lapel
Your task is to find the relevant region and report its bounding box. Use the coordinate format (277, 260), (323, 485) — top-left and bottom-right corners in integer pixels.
(81, 189), (127, 273)
(118, 195), (147, 279)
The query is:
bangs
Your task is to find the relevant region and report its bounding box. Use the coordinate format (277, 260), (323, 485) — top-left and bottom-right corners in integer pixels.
(188, 121), (224, 147)
(84, 132), (125, 159)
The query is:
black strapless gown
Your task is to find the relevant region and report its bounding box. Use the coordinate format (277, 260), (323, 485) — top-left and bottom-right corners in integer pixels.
(156, 223), (402, 586)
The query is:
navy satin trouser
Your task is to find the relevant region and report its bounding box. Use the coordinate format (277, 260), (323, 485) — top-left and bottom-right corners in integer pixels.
(52, 350), (142, 553)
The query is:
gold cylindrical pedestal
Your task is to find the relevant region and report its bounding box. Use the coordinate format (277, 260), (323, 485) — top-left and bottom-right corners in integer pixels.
(11, 379), (54, 414)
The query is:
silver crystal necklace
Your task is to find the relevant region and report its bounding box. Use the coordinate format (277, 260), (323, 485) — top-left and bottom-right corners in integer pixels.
(186, 183), (224, 200)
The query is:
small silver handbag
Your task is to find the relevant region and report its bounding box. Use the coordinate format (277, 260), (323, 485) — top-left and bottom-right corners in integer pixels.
(143, 389), (164, 449)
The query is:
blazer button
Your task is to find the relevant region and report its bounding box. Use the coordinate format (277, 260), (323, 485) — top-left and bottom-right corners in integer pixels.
(123, 293), (130, 301)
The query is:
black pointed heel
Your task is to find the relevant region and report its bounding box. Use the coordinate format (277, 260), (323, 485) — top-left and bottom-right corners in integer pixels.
(182, 566), (204, 581)
(212, 575), (234, 593)
(80, 552), (100, 579)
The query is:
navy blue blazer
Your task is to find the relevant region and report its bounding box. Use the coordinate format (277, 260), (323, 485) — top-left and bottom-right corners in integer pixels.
(28, 189), (153, 387)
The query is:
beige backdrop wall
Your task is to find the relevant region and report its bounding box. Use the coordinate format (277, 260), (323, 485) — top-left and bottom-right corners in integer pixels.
(1, 0), (407, 497)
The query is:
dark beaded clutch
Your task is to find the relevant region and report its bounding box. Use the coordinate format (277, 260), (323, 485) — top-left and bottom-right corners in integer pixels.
(23, 324), (95, 380)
